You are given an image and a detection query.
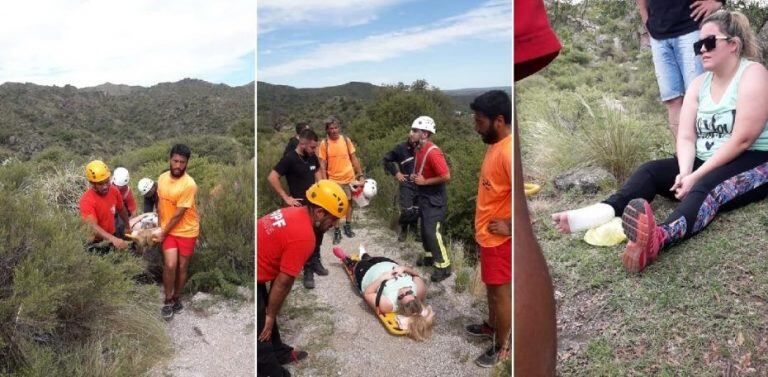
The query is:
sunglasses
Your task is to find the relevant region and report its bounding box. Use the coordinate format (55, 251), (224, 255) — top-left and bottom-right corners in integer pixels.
(397, 289), (414, 301)
(693, 35), (731, 55)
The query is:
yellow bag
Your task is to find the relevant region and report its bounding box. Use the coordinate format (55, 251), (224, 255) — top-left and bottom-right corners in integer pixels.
(584, 217), (626, 246)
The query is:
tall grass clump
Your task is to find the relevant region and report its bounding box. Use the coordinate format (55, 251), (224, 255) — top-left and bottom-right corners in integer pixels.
(521, 86), (668, 184)
(0, 160), (171, 375)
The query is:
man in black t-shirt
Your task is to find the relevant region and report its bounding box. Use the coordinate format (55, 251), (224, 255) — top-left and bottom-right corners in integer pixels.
(637, 0), (722, 139)
(267, 128), (328, 289)
(283, 122), (311, 156)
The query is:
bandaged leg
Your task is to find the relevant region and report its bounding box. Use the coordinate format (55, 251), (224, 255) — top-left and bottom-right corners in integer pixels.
(555, 203), (616, 233)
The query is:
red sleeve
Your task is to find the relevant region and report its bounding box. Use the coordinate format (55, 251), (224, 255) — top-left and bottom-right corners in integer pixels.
(79, 193), (96, 221)
(111, 187), (123, 211)
(279, 236), (316, 277)
(429, 148), (450, 177)
(125, 189), (137, 214)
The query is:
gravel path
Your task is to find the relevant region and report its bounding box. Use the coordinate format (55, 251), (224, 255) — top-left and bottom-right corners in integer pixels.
(150, 293), (255, 377)
(286, 209), (492, 377)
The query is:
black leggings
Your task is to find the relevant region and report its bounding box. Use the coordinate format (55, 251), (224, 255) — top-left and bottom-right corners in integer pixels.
(352, 256), (396, 291)
(603, 150), (768, 245)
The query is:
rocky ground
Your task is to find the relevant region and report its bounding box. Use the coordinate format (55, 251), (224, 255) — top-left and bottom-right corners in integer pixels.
(149, 291), (255, 377)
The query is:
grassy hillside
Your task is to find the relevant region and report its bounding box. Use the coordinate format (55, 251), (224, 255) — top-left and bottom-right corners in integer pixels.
(0, 79), (253, 159)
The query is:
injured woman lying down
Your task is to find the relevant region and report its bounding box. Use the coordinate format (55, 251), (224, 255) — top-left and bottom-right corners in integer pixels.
(333, 246), (435, 341)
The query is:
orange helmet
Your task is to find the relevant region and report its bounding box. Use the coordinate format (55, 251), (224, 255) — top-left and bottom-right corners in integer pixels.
(85, 160), (111, 183)
(306, 180), (349, 219)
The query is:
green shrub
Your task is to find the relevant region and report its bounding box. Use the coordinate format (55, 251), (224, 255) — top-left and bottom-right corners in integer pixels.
(188, 161), (254, 295)
(0, 161), (171, 375)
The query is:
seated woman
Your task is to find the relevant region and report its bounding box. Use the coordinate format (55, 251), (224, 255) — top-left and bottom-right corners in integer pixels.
(552, 10), (768, 272)
(332, 247), (435, 341)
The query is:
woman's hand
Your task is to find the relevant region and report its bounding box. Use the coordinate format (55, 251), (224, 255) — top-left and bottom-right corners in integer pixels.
(669, 173), (686, 193)
(674, 173), (700, 200)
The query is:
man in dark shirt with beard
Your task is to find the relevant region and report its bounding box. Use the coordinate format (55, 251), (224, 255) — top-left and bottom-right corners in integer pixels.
(267, 128), (327, 289)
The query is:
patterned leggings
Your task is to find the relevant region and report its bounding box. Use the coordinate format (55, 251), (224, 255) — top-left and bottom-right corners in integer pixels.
(603, 150), (768, 249)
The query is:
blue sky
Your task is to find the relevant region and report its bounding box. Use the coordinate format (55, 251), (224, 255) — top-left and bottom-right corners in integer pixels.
(0, 1), (255, 87)
(257, 0), (512, 90)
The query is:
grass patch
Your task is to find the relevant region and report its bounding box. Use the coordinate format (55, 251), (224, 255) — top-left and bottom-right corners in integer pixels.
(532, 193), (768, 375)
(281, 284), (340, 376)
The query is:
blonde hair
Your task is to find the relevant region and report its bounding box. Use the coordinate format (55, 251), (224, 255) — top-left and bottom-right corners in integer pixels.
(702, 10), (762, 62)
(398, 299), (435, 341)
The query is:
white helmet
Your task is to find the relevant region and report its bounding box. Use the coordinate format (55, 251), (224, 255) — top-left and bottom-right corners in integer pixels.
(411, 116), (436, 134)
(363, 179), (377, 199)
(112, 167), (130, 187)
(137, 177), (154, 196)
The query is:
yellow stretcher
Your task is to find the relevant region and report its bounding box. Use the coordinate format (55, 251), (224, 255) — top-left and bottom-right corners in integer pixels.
(341, 255), (408, 336)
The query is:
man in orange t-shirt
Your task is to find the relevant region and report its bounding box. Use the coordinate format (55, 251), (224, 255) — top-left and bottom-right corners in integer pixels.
(79, 160), (131, 252)
(153, 143), (200, 320)
(317, 116), (365, 245)
(465, 90), (512, 368)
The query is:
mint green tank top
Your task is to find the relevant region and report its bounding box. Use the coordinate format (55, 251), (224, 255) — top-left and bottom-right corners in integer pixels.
(360, 261), (418, 312)
(696, 58), (768, 160)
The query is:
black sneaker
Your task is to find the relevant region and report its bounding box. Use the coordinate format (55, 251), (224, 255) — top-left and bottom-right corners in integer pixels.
(161, 302), (174, 321)
(397, 227), (407, 242)
(475, 344), (502, 368)
(332, 228), (342, 245)
(416, 256), (434, 267)
(172, 298), (184, 313)
(466, 321), (495, 339)
(314, 260), (329, 276)
(303, 269), (315, 289)
(430, 267), (452, 283)
(343, 223), (355, 238)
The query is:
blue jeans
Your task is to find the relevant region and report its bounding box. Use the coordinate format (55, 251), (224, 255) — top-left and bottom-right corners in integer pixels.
(650, 30), (704, 101)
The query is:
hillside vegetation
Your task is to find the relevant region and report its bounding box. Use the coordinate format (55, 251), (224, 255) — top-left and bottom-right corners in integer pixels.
(0, 79), (253, 375)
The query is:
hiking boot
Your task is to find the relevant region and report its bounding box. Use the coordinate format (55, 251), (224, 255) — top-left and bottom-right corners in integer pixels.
(332, 228), (342, 245)
(416, 256), (433, 267)
(343, 223), (355, 238)
(161, 302), (174, 321)
(302, 269), (315, 289)
(411, 223), (421, 242)
(466, 321), (495, 339)
(430, 267), (452, 283)
(397, 225), (407, 242)
(172, 297), (184, 313)
(314, 259), (329, 276)
(279, 349), (308, 365)
(621, 198), (664, 273)
(475, 344), (503, 368)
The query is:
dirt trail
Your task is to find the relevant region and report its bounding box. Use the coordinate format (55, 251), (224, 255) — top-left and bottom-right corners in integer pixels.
(285, 209), (492, 377)
(150, 293), (255, 377)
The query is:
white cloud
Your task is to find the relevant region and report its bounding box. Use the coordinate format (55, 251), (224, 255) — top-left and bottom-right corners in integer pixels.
(258, 0), (510, 79)
(0, 0), (256, 86)
(258, 0), (409, 31)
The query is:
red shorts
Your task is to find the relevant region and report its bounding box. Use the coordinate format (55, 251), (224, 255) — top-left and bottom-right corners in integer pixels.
(480, 239), (511, 285)
(162, 235), (197, 257)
